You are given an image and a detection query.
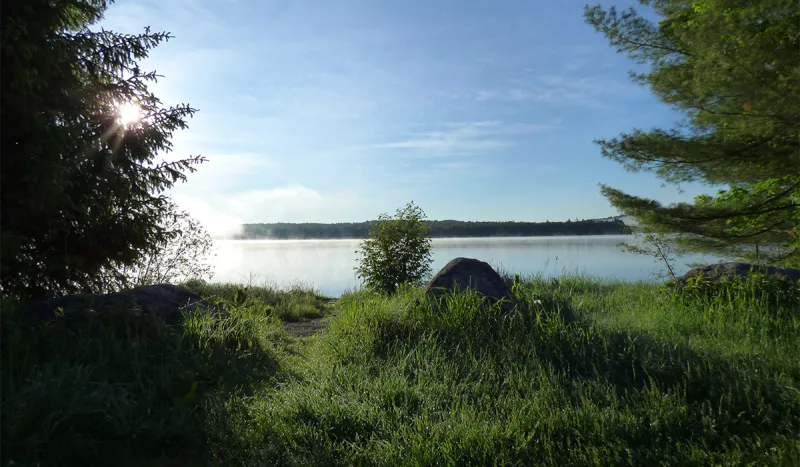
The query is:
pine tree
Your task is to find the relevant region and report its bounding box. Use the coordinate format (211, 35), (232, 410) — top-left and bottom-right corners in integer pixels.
(1, 0), (204, 299)
(584, 0), (800, 265)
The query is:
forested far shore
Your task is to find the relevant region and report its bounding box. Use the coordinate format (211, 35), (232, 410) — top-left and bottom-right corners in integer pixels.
(233, 218), (628, 240)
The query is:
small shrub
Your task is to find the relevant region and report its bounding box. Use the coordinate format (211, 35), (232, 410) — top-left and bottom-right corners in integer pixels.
(618, 227), (678, 280)
(355, 201), (433, 295)
(101, 200), (215, 291)
(664, 271), (800, 316)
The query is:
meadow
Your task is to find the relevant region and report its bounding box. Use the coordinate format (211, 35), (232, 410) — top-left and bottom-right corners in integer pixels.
(3, 273), (799, 466)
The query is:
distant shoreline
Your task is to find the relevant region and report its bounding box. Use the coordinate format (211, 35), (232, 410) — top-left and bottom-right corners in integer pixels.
(219, 233), (633, 241)
(230, 218), (629, 240)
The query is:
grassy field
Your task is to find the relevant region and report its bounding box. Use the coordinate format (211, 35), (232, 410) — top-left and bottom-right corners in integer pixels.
(3, 274), (799, 466)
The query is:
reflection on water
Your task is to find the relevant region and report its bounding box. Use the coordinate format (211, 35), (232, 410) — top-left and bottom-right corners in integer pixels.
(210, 235), (719, 297)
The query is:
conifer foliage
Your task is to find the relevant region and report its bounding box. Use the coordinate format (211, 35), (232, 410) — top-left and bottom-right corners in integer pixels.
(585, 0), (800, 265)
(1, 0), (203, 298)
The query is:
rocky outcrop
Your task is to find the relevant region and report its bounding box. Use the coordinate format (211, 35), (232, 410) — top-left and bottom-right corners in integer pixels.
(425, 257), (514, 304)
(675, 262), (800, 284)
(22, 284), (206, 325)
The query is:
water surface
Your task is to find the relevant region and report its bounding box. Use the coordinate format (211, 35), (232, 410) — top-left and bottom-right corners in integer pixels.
(210, 235), (718, 297)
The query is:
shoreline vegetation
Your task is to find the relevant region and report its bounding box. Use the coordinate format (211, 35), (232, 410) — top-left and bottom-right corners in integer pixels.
(4, 273), (799, 465)
(233, 217), (628, 240)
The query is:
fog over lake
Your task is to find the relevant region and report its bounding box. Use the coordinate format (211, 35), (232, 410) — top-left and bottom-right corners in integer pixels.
(210, 235), (719, 297)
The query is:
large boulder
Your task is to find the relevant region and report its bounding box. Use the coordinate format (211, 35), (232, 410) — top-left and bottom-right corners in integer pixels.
(22, 284), (206, 325)
(675, 262), (800, 284)
(425, 257), (514, 304)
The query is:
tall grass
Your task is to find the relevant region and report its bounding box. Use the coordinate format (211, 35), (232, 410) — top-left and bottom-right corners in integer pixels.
(3, 274), (799, 465)
(182, 279), (333, 321)
(208, 275), (800, 465)
(1, 298), (288, 466)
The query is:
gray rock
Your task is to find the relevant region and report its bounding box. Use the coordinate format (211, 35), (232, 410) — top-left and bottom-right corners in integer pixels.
(22, 284), (206, 325)
(675, 262), (800, 284)
(425, 257), (514, 304)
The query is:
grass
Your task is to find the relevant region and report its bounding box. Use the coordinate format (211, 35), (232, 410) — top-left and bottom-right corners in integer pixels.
(3, 274), (799, 465)
(182, 279), (335, 322)
(0, 287), (301, 466)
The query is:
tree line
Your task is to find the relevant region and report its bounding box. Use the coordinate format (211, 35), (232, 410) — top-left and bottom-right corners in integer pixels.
(235, 218), (628, 240)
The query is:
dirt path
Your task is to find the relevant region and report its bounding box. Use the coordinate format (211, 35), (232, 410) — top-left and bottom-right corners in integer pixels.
(283, 317), (330, 337)
(283, 297), (337, 337)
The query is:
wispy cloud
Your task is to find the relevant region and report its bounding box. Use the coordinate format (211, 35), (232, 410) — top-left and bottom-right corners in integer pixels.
(375, 138), (511, 154)
(473, 74), (644, 108)
(435, 161), (478, 171)
(373, 120), (559, 157)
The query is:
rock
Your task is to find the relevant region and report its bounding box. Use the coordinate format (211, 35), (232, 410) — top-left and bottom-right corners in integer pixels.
(675, 262), (800, 284)
(425, 257), (514, 304)
(22, 284), (206, 325)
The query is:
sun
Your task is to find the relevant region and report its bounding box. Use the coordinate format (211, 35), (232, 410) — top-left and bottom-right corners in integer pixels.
(117, 101), (141, 126)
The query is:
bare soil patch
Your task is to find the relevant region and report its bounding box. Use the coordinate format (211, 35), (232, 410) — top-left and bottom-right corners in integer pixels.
(283, 297), (337, 337)
(283, 317), (329, 337)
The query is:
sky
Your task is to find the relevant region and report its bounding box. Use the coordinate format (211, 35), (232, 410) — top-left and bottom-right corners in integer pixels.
(100, 0), (712, 235)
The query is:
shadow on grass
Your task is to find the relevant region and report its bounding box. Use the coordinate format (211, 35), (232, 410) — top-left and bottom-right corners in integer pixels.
(1, 300), (287, 467)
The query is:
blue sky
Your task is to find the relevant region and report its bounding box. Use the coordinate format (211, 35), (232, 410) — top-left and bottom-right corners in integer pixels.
(101, 0), (710, 234)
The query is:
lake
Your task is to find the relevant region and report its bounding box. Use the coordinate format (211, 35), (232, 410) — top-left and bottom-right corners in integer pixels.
(210, 235), (720, 297)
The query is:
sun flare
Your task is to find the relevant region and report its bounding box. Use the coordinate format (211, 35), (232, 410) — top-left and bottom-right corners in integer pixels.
(117, 101), (141, 126)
